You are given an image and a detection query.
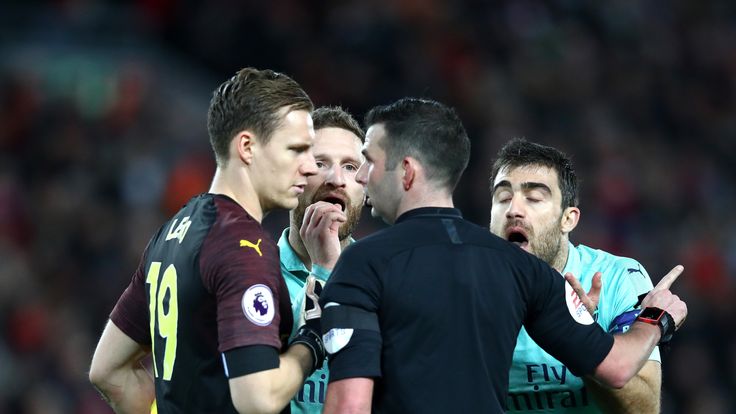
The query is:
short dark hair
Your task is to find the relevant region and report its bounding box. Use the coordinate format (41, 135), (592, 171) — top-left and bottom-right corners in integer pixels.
(364, 98), (470, 191)
(313, 106), (364, 142)
(207, 67), (313, 166)
(490, 138), (579, 209)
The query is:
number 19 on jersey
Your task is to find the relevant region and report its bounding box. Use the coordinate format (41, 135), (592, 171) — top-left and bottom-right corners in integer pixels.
(146, 262), (179, 380)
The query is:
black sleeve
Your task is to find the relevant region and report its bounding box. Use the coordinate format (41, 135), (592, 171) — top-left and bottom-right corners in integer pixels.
(319, 244), (383, 381)
(325, 329), (382, 381)
(522, 254), (614, 377)
(222, 345), (279, 378)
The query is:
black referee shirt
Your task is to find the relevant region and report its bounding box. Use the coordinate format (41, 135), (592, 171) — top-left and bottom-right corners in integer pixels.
(320, 207), (614, 413)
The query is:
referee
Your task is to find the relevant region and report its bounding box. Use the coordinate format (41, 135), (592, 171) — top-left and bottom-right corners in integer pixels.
(318, 98), (687, 413)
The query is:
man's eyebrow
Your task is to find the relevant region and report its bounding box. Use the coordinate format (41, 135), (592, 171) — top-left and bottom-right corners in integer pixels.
(521, 182), (552, 194)
(491, 180), (552, 194)
(491, 180), (512, 193)
(343, 155), (363, 164)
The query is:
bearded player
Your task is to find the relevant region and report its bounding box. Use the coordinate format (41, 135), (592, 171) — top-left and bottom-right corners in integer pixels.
(490, 138), (660, 413)
(277, 106), (365, 414)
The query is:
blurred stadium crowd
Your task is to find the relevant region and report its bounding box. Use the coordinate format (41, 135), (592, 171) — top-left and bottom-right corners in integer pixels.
(1, 1), (734, 413)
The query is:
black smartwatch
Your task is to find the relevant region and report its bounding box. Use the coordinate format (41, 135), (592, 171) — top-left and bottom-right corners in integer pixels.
(636, 307), (675, 345)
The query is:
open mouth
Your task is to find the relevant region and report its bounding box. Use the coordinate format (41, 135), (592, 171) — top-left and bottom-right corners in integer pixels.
(506, 228), (529, 248)
(320, 196), (346, 212)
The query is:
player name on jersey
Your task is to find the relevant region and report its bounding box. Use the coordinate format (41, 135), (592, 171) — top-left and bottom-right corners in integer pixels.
(295, 372), (327, 404)
(507, 363), (590, 411)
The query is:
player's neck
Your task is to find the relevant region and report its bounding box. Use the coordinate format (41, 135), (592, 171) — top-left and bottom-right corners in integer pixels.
(339, 237), (351, 250)
(395, 188), (454, 222)
(209, 166), (264, 223)
(550, 237), (570, 273)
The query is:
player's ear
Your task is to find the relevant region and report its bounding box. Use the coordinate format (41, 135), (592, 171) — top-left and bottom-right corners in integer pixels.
(560, 206), (580, 234)
(402, 157), (417, 191)
(235, 130), (255, 165)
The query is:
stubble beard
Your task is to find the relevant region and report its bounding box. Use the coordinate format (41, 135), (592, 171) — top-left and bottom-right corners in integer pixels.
(292, 185), (363, 241)
(340, 202), (362, 240)
(529, 223), (565, 269)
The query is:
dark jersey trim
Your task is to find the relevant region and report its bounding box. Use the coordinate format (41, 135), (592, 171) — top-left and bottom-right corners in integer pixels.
(327, 330), (382, 382)
(322, 305), (380, 332)
(222, 345), (279, 378)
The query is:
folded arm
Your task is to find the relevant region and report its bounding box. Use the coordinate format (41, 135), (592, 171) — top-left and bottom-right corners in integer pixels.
(567, 271), (662, 411)
(586, 359), (661, 413)
(89, 320), (155, 414)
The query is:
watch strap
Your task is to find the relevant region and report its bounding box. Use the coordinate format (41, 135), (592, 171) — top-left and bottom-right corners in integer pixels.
(637, 307), (675, 345)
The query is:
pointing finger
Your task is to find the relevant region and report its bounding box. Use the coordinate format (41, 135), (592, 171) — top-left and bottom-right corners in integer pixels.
(652, 265), (684, 292)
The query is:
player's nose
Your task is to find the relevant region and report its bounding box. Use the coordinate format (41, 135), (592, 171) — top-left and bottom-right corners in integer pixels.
(505, 195), (525, 218)
(325, 164), (346, 187)
(301, 152), (318, 177)
(355, 162), (369, 186)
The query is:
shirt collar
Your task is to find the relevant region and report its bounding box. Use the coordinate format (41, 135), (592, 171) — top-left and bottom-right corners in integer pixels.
(561, 241), (580, 277)
(395, 207), (462, 224)
(277, 228), (310, 275)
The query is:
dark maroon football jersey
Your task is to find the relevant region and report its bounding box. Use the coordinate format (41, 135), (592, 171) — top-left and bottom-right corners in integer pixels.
(110, 194), (293, 413)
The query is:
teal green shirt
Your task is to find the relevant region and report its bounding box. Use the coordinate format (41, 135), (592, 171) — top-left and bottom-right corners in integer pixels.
(507, 242), (659, 413)
(278, 229), (349, 414)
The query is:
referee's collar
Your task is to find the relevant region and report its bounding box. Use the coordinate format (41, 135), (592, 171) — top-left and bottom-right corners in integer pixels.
(395, 207), (462, 224)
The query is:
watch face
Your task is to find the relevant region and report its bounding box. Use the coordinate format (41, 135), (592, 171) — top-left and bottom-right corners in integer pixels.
(638, 307), (665, 322)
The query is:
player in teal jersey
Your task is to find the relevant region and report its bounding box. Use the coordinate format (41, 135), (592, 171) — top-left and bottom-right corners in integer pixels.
(278, 106), (365, 414)
(490, 139), (661, 413)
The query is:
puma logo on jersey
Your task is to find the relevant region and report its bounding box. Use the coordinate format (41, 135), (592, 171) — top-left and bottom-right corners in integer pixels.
(240, 239), (263, 256)
(627, 264), (644, 276)
(165, 216), (191, 244)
